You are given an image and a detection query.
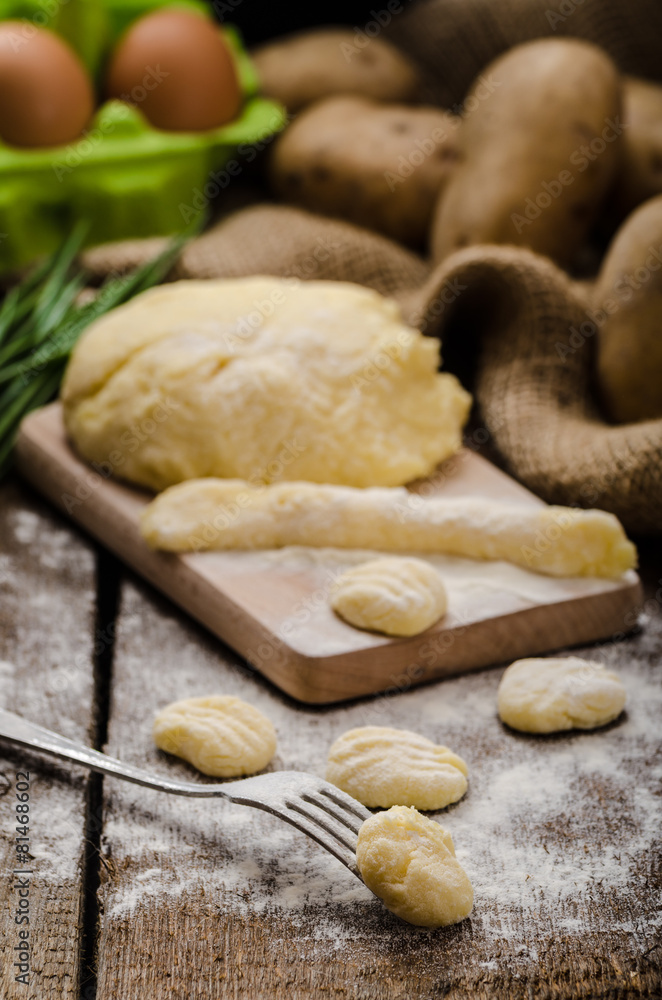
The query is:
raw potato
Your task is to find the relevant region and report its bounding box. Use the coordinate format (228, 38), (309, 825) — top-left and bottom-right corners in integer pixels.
(252, 27), (421, 112)
(140, 479), (637, 580)
(62, 277), (471, 491)
(326, 726), (467, 809)
(431, 38), (622, 266)
(356, 806), (474, 928)
(329, 556), (447, 636)
(153, 695), (276, 777)
(595, 194), (662, 423)
(497, 656), (626, 733)
(269, 96), (459, 247)
(613, 77), (662, 219)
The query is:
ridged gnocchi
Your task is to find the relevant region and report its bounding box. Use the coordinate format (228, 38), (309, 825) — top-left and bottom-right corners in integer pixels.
(356, 806), (474, 927)
(329, 557), (447, 637)
(497, 656), (626, 733)
(153, 695), (277, 777)
(326, 726), (468, 810)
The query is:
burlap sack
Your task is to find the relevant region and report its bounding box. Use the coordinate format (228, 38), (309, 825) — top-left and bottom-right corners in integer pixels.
(80, 0), (662, 536)
(389, 0), (662, 108)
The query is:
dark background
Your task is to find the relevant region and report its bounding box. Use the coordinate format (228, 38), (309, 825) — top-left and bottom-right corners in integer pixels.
(208, 0), (403, 46)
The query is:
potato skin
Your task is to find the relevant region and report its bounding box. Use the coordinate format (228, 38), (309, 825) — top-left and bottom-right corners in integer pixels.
(430, 38), (623, 266)
(612, 76), (662, 220)
(252, 27), (421, 113)
(595, 194), (662, 424)
(268, 96), (458, 247)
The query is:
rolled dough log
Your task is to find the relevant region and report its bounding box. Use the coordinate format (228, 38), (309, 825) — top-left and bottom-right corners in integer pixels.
(139, 478), (636, 579)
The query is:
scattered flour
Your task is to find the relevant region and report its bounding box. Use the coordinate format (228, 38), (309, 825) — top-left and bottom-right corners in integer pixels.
(3, 526), (657, 966)
(10, 509), (41, 545)
(0, 659), (15, 701)
(98, 616), (662, 953)
(7, 506), (96, 580)
(103, 803), (371, 927)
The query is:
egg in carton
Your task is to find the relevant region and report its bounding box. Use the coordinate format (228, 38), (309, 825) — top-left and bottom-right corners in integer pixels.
(0, 0), (286, 272)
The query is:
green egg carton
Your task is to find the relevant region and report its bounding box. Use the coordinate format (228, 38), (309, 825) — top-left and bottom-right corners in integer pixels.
(0, 1), (286, 273)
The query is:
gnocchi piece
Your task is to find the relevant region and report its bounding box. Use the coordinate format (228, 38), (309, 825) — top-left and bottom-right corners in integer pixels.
(251, 28), (421, 113)
(269, 96), (459, 247)
(356, 806), (474, 928)
(329, 557), (448, 637)
(497, 656), (627, 734)
(153, 695), (277, 777)
(326, 726), (468, 810)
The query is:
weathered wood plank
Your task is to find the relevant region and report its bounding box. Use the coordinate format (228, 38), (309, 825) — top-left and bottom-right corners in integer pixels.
(96, 559), (662, 999)
(0, 480), (98, 1000)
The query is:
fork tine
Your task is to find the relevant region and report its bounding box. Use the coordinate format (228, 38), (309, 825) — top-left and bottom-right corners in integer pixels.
(225, 773), (370, 876)
(315, 787), (371, 828)
(286, 798), (359, 854)
(273, 802), (360, 872)
(301, 791), (365, 835)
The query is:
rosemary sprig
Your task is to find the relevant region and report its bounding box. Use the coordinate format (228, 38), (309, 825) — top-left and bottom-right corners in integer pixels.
(0, 224), (194, 479)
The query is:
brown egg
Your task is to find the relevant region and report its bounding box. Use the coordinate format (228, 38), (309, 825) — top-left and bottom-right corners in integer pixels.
(0, 22), (94, 148)
(106, 8), (241, 132)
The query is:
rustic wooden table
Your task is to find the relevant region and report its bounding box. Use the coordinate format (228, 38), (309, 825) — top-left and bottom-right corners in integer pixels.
(1, 474), (661, 1000)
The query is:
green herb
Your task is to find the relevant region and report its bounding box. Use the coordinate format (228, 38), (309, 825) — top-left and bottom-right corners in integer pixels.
(0, 224), (193, 479)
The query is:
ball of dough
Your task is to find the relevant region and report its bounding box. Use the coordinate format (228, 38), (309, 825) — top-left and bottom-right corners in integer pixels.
(252, 28), (421, 112)
(269, 97), (459, 247)
(497, 657), (627, 734)
(153, 695), (276, 777)
(61, 278), (471, 492)
(356, 806), (474, 927)
(330, 557), (447, 636)
(326, 726), (467, 810)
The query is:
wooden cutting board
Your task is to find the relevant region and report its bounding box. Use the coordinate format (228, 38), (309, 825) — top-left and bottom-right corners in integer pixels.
(15, 402), (642, 704)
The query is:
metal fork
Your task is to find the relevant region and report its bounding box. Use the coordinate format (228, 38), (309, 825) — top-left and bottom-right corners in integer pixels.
(0, 708), (371, 881)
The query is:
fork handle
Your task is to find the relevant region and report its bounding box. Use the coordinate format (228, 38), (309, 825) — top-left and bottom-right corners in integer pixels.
(0, 707), (208, 796)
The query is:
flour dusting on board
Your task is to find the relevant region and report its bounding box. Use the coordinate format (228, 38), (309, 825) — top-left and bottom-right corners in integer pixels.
(250, 546), (635, 657)
(97, 584), (662, 957)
